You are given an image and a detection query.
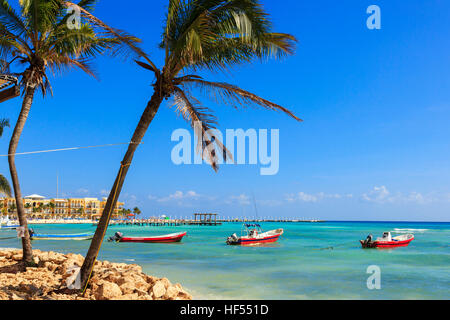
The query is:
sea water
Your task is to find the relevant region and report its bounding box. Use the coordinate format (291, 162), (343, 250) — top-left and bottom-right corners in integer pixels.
(1, 221), (449, 299)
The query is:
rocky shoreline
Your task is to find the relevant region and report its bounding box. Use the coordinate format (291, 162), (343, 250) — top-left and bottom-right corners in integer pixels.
(0, 248), (192, 300)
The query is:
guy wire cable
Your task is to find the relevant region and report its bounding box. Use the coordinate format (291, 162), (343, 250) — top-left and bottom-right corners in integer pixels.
(0, 141), (142, 157)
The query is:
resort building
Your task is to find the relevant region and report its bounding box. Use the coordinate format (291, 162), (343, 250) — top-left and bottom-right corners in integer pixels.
(0, 194), (124, 219)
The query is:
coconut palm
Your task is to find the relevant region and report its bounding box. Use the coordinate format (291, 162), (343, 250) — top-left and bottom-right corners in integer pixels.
(48, 201), (55, 215)
(0, 0), (140, 266)
(133, 207), (141, 216)
(79, 0), (301, 288)
(0, 168), (12, 198)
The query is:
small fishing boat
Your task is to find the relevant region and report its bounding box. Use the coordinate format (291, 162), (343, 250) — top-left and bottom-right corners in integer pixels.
(360, 231), (414, 248)
(30, 229), (94, 241)
(0, 225), (20, 230)
(226, 224), (283, 246)
(108, 231), (187, 243)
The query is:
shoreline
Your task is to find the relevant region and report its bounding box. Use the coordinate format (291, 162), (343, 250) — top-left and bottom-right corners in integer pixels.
(0, 248), (193, 300)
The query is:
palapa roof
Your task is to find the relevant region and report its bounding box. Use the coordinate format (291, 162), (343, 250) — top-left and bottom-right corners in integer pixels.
(24, 194), (46, 200)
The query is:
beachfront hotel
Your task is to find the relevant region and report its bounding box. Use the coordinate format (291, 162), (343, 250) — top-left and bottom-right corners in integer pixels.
(0, 194), (125, 219)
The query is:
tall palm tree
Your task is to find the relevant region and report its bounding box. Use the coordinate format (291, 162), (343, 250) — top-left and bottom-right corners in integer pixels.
(0, 117), (12, 197)
(0, 0), (140, 266)
(79, 0), (302, 288)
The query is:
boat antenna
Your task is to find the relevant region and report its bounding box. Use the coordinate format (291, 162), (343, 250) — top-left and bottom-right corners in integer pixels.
(251, 192), (259, 221)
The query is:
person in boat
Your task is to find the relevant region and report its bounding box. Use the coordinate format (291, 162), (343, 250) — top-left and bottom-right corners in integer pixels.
(248, 229), (258, 238)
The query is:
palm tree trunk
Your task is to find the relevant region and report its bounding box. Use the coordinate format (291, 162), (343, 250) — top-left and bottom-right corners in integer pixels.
(80, 90), (164, 289)
(8, 86), (36, 266)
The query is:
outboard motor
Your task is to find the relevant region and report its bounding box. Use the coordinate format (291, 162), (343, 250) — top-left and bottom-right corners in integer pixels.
(108, 231), (123, 242)
(226, 233), (239, 245)
(362, 234), (373, 248)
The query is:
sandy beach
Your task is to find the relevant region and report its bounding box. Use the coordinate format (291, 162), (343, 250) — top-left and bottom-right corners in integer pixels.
(0, 248), (192, 300)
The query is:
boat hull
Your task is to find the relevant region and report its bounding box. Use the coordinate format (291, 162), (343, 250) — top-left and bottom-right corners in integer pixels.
(0, 225), (20, 230)
(360, 235), (414, 248)
(119, 232), (187, 243)
(31, 233), (94, 241)
(230, 234), (282, 245)
(228, 229), (284, 246)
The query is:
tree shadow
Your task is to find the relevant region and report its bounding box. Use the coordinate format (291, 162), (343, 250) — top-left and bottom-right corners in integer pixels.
(0, 261), (27, 274)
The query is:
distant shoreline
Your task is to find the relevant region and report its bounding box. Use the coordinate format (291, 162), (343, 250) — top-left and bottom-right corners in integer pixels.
(2, 219), (449, 226)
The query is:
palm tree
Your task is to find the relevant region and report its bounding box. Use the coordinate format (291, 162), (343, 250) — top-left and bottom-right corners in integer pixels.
(0, 0), (140, 266)
(79, 0), (301, 288)
(48, 201), (55, 215)
(24, 202), (31, 212)
(133, 207), (141, 216)
(8, 202), (16, 214)
(0, 117), (11, 197)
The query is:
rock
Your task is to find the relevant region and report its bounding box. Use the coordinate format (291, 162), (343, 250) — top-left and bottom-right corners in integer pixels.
(133, 276), (150, 291)
(94, 281), (123, 300)
(116, 293), (139, 300)
(12, 254), (22, 261)
(0, 249), (192, 301)
(164, 285), (179, 299)
(178, 291), (193, 300)
(151, 281), (166, 298)
(119, 281), (135, 295)
(159, 277), (171, 289)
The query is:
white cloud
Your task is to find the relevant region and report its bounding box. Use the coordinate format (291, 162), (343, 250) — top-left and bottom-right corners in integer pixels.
(226, 194), (251, 205)
(157, 190), (201, 203)
(147, 190), (215, 206)
(286, 192), (353, 203)
(361, 186), (391, 203)
(361, 186), (433, 204)
(77, 188), (89, 194)
(100, 189), (110, 196)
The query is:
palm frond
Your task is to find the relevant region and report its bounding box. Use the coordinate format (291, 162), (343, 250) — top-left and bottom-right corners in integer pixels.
(63, 1), (156, 70)
(164, 0), (297, 75)
(0, 174), (12, 198)
(0, 0), (27, 36)
(181, 77), (302, 121)
(172, 86), (233, 171)
(0, 118), (10, 137)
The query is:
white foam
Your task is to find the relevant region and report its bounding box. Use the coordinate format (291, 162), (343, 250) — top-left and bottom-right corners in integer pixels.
(393, 228), (428, 233)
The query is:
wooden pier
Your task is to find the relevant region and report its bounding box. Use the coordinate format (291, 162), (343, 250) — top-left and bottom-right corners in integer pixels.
(92, 216), (325, 227)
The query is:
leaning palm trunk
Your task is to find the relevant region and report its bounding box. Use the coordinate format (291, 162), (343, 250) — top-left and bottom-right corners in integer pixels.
(79, 0), (301, 291)
(80, 90), (164, 288)
(8, 86), (36, 265)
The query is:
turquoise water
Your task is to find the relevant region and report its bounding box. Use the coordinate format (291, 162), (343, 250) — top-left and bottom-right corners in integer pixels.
(1, 221), (449, 299)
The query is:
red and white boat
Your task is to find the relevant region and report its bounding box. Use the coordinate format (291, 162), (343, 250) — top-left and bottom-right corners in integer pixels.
(360, 231), (414, 248)
(109, 231), (187, 243)
(226, 224), (283, 246)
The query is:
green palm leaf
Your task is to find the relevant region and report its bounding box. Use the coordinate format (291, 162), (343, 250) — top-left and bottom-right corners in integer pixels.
(0, 174), (11, 197)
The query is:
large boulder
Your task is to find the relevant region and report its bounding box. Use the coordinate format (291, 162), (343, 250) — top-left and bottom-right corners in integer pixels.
(94, 281), (123, 300)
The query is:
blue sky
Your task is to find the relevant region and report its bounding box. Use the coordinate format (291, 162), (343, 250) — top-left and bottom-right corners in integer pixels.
(1, 0), (450, 221)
